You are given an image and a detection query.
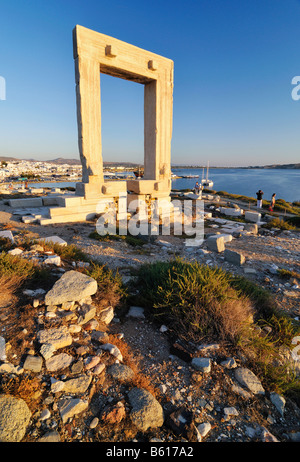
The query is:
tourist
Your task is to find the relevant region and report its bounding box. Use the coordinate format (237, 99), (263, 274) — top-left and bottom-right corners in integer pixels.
(256, 189), (264, 208)
(269, 193), (276, 212)
(194, 181), (200, 194)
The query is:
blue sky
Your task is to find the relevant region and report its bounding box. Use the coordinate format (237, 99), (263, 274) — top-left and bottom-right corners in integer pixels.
(0, 0), (300, 167)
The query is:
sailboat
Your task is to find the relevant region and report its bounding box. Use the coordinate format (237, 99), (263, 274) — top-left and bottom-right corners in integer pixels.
(201, 162), (214, 188)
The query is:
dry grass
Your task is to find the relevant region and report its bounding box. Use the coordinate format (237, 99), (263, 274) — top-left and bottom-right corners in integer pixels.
(0, 274), (23, 308)
(106, 334), (159, 397)
(1, 376), (44, 411)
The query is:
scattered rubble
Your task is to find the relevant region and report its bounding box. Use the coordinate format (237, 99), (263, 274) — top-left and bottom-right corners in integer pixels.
(0, 196), (299, 443)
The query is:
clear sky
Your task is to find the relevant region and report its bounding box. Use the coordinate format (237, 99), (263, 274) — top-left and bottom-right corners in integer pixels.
(1, 0), (300, 167)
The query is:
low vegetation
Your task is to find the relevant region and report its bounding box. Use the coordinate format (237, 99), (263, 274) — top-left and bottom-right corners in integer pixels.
(134, 258), (300, 395)
(277, 268), (300, 280)
(134, 259), (254, 344)
(263, 217), (296, 231)
(84, 261), (126, 307)
(89, 230), (145, 247)
(33, 240), (90, 262)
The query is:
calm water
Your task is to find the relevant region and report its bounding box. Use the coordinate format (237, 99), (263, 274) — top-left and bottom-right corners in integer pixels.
(171, 168), (300, 203)
(29, 168), (300, 203)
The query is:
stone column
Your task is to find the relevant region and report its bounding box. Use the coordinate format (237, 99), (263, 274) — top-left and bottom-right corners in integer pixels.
(74, 54), (104, 197)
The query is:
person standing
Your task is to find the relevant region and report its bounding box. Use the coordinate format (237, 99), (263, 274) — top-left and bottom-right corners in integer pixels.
(269, 193), (276, 212)
(256, 189), (264, 208)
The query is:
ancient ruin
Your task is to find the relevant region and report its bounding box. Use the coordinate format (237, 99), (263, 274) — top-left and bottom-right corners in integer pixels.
(9, 25), (174, 225)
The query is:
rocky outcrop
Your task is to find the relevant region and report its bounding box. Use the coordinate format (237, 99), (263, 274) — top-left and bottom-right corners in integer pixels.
(0, 395), (31, 442)
(127, 388), (164, 431)
(44, 270), (98, 306)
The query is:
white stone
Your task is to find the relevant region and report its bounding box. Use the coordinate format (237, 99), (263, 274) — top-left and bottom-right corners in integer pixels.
(126, 306), (145, 319)
(58, 398), (88, 423)
(45, 353), (73, 372)
(45, 270), (97, 306)
(100, 343), (123, 361)
(0, 336), (6, 361)
(197, 422), (211, 438)
(98, 306), (114, 324)
(191, 357), (211, 373)
(8, 248), (23, 256)
(0, 230), (14, 242)
(234, 367), (265, 395)
(37, 326), (72, 350)
(39, 409), (51, 421)
(38, 236), (67, 246)
(44, 255), (61, 266)
(224, 406), (239, 416)
(245, 211), (261, 223)
(270, 392), (286, 417)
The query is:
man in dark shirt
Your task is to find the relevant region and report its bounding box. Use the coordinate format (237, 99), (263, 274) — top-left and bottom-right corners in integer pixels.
(256, 190), (264, 208)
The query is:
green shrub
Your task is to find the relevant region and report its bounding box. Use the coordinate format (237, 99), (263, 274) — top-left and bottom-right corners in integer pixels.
(263, 217), (296, 230)
(0, 251), (35, 280)
(0, 237), (14, 252)
(37, 240), (89, 262)
(134, 259), (300, 394)
(84, 261), (126, 304)
(135, 259), (254, 343)
(277, 268), (300, 280)
(89, 230), (145, 247)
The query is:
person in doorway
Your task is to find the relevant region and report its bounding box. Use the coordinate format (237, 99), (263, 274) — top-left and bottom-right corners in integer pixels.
(269, 193), (276, 212)
(256, 189), (264, 208)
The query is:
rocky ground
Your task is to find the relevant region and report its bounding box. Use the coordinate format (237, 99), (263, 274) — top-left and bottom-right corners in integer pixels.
(0, 196), (299, 445)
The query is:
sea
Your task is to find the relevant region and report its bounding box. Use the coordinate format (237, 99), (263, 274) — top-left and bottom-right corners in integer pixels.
(171, 168), (300, 203)
(29, 168), (300, 203)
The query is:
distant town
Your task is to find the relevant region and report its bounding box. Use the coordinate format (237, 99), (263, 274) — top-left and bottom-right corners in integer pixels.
(0, 157), (141, 184)
(0, 156), (298, 185)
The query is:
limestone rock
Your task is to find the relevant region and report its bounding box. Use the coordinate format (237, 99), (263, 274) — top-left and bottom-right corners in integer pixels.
(38, 236), (67, 246)
(98, 306), (114, 324)
(197, 422), (211, 438)
(0, 230), (14, 243)
(77, 304), (96, 325)
(126, 306), (145, 319)
(234, 367), (265, 395)
(58, 398), (88, 423)
(63, 375), (92, 394)
(128, 387), (164, 431)
(207, 236), (225, 253)
(45, 270), (97, 305)
(44, 255), (61, 266)
(37, 326), (72, 350)
(38, 430), (61, 442)
(0, 395), (31, 442)
(0, 336), (6, 361)
(224, 249), (245, 266)
(45, 353), (73, 372)
(100, 343), (123, 361)
(23, 355), (43, 373)
(108, 363), (135, 383)
(191, 357), (211, 373)
(270, 392), (286, 417)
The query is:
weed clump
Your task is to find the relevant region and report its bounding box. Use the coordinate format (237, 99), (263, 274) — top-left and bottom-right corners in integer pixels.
(84, 261), (126, 308)
(263, 217), (296, 231)
(135, 258), (254, 344)
(134, 259), (300, 394)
